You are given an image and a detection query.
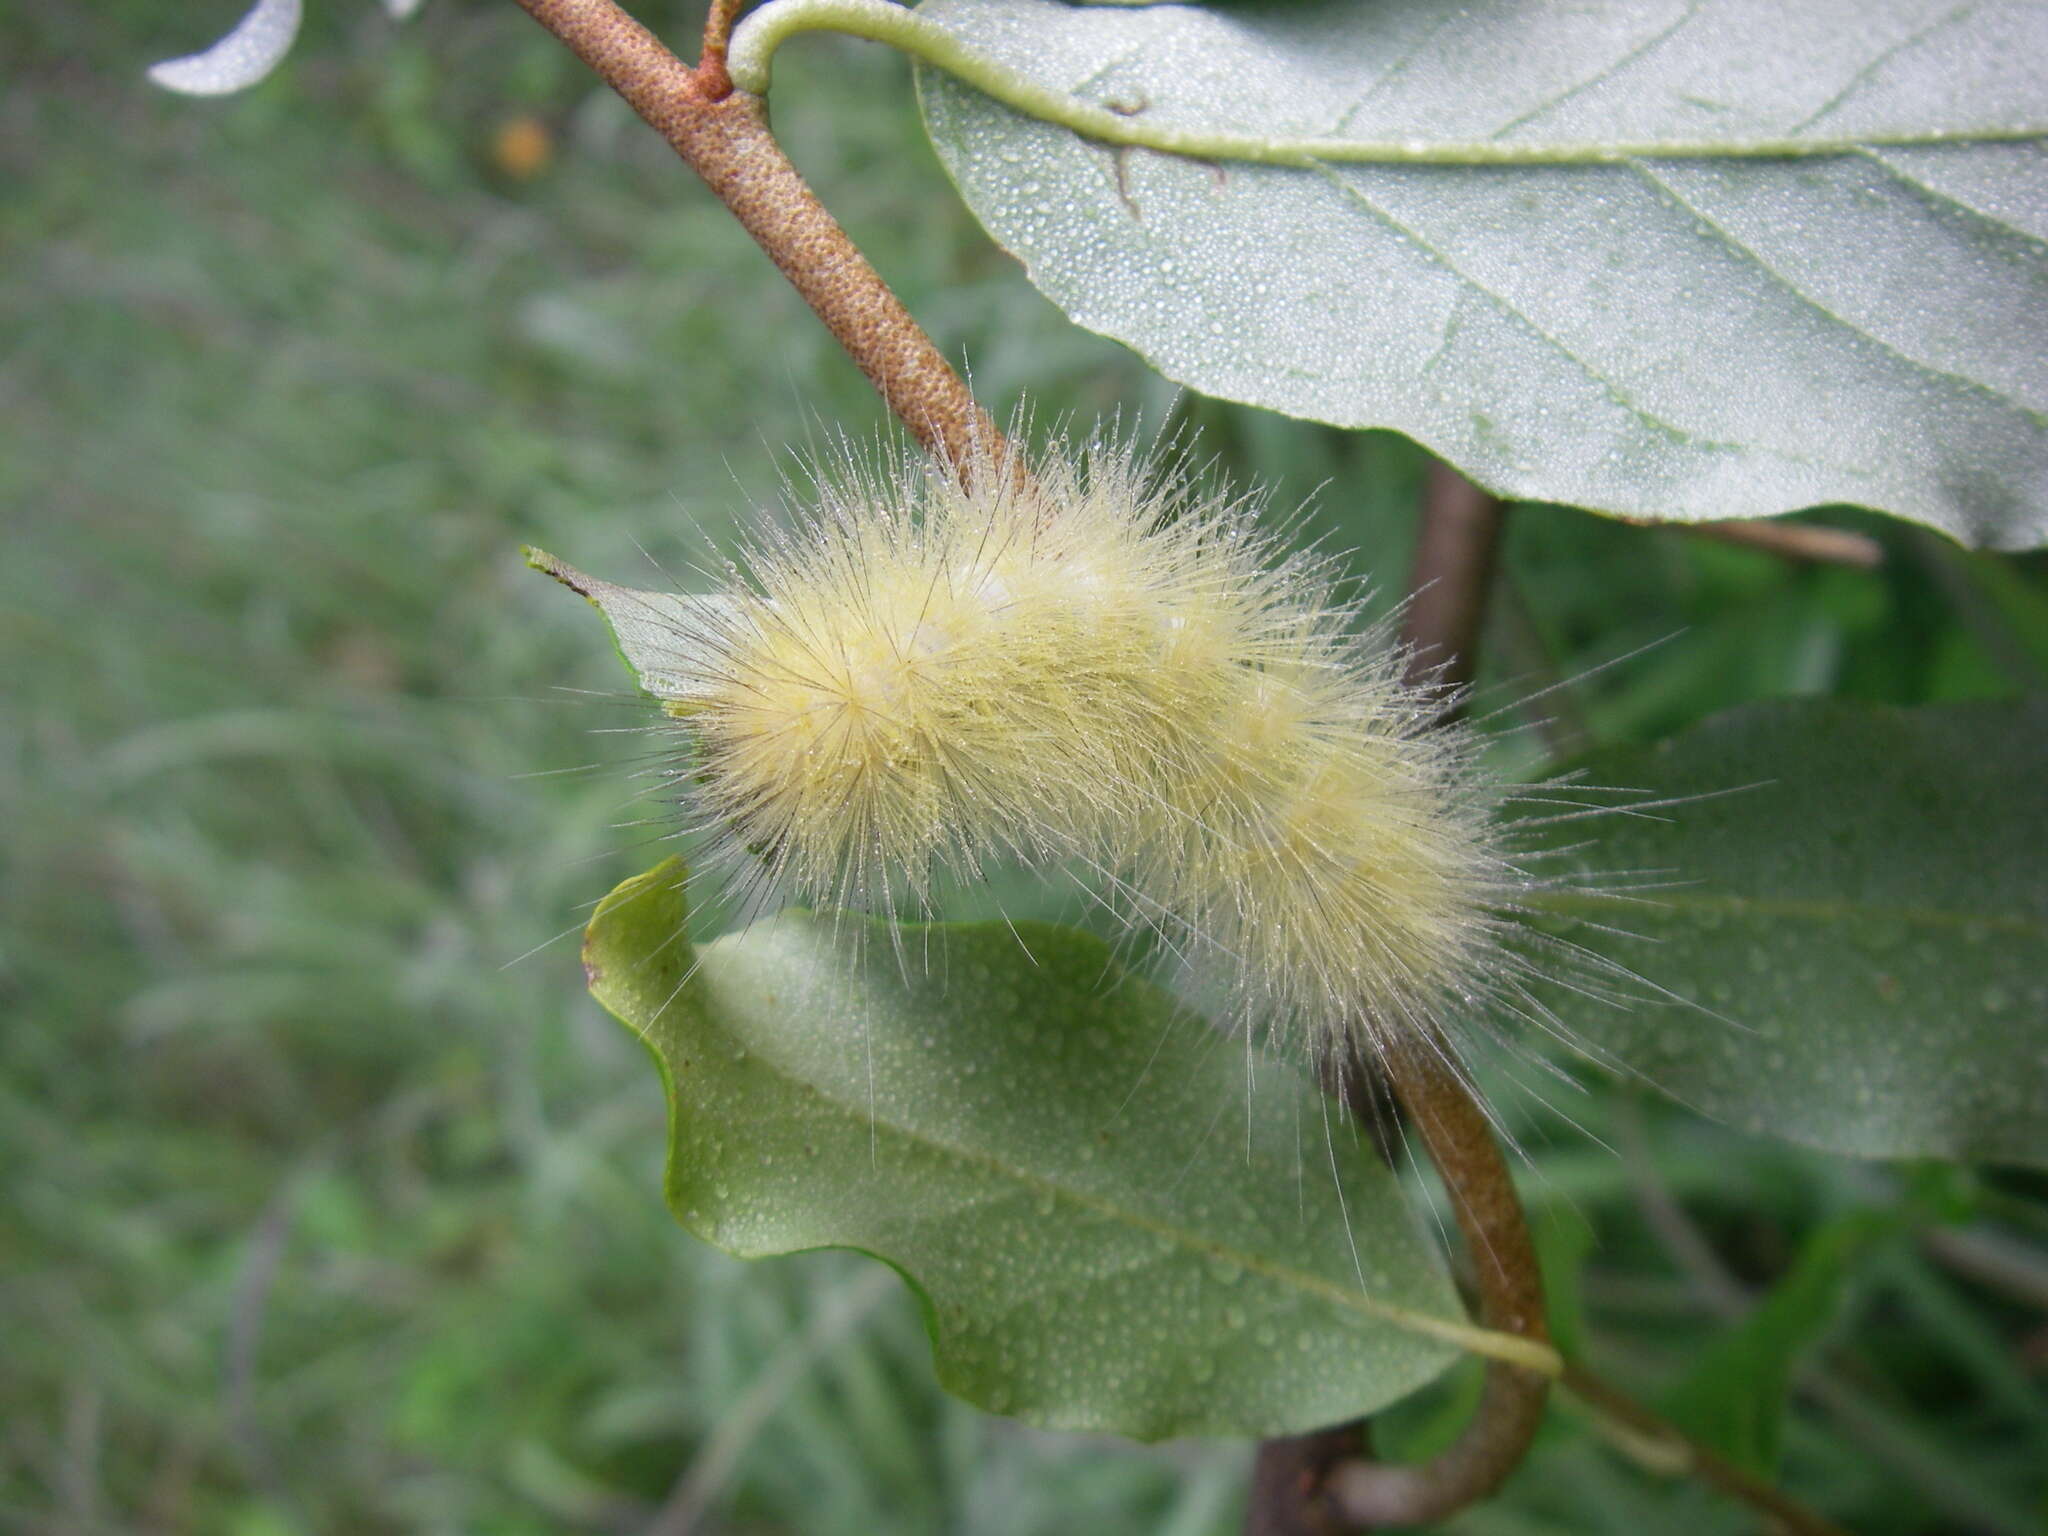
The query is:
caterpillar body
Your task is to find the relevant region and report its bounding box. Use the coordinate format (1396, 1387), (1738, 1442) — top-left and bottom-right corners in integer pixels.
(535, 431), (1585, 1070)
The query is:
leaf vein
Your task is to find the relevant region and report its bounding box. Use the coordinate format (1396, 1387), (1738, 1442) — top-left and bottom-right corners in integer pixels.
(1630, 160), (2048, 422)
(1489, 0), (1703, 142)
(1310, 163), (1778, 458)
(1859, 146), (2048, 254)
(1790, 1), (1982, 137)
(1331, 11), (1462, 136)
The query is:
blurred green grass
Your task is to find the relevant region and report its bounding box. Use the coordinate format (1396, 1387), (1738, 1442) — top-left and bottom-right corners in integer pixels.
(4, 2), (2045, 1533)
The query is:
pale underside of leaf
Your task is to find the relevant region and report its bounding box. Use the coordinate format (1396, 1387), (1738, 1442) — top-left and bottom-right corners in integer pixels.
(585, 859), (1475, 1439)
(899, 0), (2048, 547)
(525, 546), (737, 708)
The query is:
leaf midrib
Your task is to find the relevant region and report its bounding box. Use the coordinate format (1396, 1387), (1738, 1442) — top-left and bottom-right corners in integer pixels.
(740, 0), (2047, 166)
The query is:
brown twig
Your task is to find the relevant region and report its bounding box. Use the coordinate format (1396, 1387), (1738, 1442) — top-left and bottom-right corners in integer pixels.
(1632, 516), (1884, 569)
(696, 0), (746, 98)
(1324, 1039), (1553, 1527)
(1559, 1365), (1852, 1536)
(1275, 986), (1854, 1536)
(512, 0), (1005, 476)
(1400, 460), (1508, 697)
(1244, 1421), (1372, 1536)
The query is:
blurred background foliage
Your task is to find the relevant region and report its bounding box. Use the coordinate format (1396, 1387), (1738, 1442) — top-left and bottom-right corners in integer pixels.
(5, 2), (2047, 1532)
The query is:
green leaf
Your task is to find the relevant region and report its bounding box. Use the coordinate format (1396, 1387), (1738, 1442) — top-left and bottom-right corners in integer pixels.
(1527, 698), (2048, 1167)
(584, 858), (1467, 1439)
(912, 0), (2048, 547)
(1662, 1209), (1898, 1475)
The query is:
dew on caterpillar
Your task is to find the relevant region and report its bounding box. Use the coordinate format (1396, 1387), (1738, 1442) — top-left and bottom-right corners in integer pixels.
(529, 426), (1624, 1080)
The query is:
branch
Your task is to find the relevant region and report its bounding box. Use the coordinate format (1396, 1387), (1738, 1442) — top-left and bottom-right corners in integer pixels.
(1637, 516), (1885, 569)
(1297, 1045), (1856, 1536)
(1559, 1365), (1852, 1536)
(512, 0), (1005, 476)
(1240, 1045), (1549, 1534)
(1244, 1422), (1372, 1536)
(697, 0), (747, 98)
(1324, 1040), (1553, 1526)
(1400, 461), (1507, 698)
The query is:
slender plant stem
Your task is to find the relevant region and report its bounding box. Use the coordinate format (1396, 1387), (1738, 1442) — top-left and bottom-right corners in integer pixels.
(1400, 461), (1507, 698)
(1559, 1365), (1852, 1536)
(1637, 516), (1884, 569)
(1325, 1038), (1554, 1527)
(694, 0), (746, 97)
(512, 0), (1006, 476)
(1243, 1421), (1371, 1536)
(1356, 472), (1573, 1520)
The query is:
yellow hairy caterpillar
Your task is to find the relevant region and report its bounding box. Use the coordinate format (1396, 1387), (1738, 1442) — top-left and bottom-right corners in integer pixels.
(532, 430), (1611, 1069)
